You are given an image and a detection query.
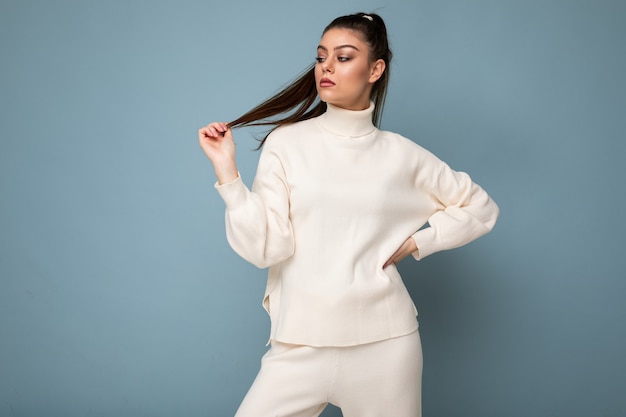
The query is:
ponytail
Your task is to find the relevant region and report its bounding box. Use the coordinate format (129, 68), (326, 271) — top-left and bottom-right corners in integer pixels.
(227, 65), (326, 148)
(227, 12), (392, 148)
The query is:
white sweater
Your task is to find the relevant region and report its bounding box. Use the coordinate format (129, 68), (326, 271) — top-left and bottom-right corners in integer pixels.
(215, 102), (499, 347)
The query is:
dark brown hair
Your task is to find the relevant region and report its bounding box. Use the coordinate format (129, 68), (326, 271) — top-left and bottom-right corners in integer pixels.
(227, 12), (393, 147)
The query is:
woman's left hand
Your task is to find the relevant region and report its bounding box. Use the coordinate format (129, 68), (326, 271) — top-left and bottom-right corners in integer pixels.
(383, 237), (418, 268)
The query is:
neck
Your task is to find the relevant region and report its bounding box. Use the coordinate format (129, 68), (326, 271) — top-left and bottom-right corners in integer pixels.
(317, 102), (376, 138)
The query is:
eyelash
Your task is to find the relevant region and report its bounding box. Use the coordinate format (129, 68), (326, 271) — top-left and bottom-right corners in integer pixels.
(315, 56), (351, 63)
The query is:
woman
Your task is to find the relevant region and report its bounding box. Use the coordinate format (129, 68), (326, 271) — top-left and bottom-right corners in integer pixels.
(199, 12), (499, 417)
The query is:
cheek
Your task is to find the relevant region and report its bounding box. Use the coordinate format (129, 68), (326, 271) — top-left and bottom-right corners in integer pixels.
(341, 65), (371, 87)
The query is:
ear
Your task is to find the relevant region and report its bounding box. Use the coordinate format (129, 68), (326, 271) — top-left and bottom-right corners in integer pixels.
(368, 59), (386, 84)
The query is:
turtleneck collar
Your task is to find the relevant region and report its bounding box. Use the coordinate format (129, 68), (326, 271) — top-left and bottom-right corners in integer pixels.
(316, 102), (377, 138)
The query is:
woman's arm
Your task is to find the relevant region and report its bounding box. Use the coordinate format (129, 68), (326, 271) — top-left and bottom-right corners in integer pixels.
(198, 122), (239, 184)
(410, 159), (499, 260)
(199, 124), (294, 268)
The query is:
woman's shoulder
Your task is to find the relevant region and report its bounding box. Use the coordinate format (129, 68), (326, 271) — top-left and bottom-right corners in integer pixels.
(379, 129), (430, 152)
(263, 118), (318, 147)
(378, 129), (446, 166)
(275, 118), (318, 134)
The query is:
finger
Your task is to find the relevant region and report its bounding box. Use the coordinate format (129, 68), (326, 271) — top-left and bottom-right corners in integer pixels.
(383, 254), (397, 269)
(201, 122), (227, 134)
(384, 247), (400, 268)
(208, 122), (229, 133)
(210, 124), (225, 135)
(383, 238), (416, 268)
(209, 125), (227, 138)
(198, 127), (210, 138)
(383, 258), (398, 269)
(199, 127), (217, 139)
(208, 126), (219, 137)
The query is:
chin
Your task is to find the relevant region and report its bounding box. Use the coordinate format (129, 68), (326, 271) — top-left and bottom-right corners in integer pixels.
(317, 91), (334, 103)
(319, 94), (345, 108)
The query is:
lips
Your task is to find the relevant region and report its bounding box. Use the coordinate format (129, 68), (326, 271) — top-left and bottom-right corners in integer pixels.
(319, 78), (335, 87)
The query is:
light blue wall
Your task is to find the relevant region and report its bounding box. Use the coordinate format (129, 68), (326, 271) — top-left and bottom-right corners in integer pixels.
(1, 1), (624, 416)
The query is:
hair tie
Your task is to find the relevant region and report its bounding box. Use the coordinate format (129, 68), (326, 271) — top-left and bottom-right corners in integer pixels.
(362, 14), (373, 21)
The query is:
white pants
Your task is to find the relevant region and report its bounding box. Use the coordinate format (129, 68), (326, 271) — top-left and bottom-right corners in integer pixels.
(234, 330), (423, 417)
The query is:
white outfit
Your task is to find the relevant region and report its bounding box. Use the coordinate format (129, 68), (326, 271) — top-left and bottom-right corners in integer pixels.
(234, 331), (423, 417)
(214, 102), (498, 416)
(215, 102), (499, 347)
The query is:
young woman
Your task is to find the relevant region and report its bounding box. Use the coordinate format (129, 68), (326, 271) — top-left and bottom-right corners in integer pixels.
(199, 12), (499, 417)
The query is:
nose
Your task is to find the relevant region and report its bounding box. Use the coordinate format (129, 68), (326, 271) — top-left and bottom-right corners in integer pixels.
(322, 60), (334, 73)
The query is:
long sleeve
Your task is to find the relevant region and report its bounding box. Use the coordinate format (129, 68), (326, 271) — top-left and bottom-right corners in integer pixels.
(208, 102), (500, 346)
(410, 154), (499, 260)
(215, 141), (294, 268)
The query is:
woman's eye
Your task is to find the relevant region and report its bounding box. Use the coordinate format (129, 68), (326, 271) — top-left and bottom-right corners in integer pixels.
(338, 56), (351, 62)
(315, 56), (325, 63)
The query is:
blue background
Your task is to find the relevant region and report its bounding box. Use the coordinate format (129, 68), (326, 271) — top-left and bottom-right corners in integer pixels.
(1, 0), (624, 416)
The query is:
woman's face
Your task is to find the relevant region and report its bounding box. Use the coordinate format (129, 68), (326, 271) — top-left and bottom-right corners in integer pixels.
(315, 28), (385, 111)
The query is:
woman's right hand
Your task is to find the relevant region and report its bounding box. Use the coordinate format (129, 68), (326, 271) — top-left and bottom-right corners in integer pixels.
(199, 122), (236, 162)
(198, 122), (239, 184)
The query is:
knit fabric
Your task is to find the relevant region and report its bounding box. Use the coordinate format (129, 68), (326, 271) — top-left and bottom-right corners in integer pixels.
(215, 102), (499, 346)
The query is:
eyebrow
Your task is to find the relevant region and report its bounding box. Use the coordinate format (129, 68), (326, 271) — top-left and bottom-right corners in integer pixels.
(317, 44), (360, 52)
